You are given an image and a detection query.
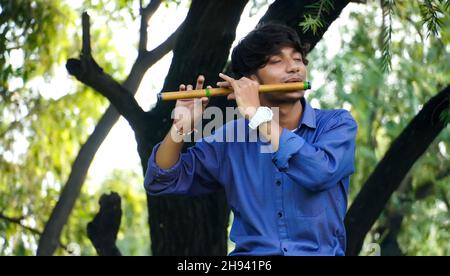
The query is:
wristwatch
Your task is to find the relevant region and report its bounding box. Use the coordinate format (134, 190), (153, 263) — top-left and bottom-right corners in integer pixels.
(248, 106), (273, 130)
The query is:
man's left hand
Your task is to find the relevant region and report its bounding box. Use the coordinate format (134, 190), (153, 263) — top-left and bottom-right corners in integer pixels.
(217, 73), (261, 119)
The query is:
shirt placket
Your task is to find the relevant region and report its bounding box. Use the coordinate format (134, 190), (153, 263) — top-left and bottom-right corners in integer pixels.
(274, 170), (288, 244)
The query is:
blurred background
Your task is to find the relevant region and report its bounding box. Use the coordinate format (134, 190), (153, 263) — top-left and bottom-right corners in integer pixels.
(0, 0), (449, 256)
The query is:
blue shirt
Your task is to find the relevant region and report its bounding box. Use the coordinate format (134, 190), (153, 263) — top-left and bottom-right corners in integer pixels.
(144, 98), (357, 256)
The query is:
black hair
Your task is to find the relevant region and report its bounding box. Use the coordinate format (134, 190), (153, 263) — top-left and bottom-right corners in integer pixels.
(231, 22), (309, 79)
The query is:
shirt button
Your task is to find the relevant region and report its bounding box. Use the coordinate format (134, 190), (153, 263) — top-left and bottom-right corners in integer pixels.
(276, 180), (281, 186)
(283, 248), (288, 252)
(278, 212), (283, 218)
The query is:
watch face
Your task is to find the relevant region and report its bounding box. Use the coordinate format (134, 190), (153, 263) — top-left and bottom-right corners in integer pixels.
(263, 107), (272, 116)
(248, 107), (273, 130)
(262, 107), (273, 118)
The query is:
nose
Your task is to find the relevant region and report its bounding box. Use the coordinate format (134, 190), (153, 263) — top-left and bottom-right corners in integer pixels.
(286, 58), (300, 73)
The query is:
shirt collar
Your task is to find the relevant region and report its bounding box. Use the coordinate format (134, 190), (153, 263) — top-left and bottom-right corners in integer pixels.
(298, 97), (317, 129)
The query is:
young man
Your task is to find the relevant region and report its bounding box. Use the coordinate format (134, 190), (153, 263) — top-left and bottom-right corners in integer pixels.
(144, 23), (357, 256)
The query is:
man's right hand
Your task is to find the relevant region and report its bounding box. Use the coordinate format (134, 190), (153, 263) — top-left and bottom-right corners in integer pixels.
(172, 75), (210, 134)
(156, 75), (210, 169)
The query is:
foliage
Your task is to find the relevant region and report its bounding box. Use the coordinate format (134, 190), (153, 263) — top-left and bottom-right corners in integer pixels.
(299, 0), (334, 35)
(0, 0), (136, 255)
(419, 0), (448, 38)
(308, 0), (450, 255)
(380, 0), (394, 72)
(301, 0), (448, 73)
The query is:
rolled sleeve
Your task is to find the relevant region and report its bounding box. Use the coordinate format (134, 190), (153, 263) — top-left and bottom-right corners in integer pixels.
(271, 110), (357, 192)
(272, 129), (306, 171)
(144, 142), (183, 192)
(144, 131), (224, 196)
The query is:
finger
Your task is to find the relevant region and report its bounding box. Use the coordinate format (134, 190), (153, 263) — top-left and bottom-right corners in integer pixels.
(218, 72), (235, 83)
(201, 97), (209, 106)
(195, 75), (205, 90)
(216, 81), (231, 88)
(177, 84), (195, 102)
(187, 84), (193, 91)
(177, 84), (191, 102)
(219, 73), (241, 92)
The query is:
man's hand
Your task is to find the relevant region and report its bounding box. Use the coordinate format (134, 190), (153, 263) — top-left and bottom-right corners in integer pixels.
(217, 73), (261, 119)
(172, 75), (210, 134)
(218, 73), (283, 152)
(156, 75), (210, 169)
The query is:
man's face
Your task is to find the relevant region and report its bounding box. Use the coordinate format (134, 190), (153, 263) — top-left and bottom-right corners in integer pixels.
(250, 46), (308, 104)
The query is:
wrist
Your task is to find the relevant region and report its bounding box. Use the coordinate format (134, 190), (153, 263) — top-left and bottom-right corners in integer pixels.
(246, 105), (260, 120)
(172, 124), (198, 136)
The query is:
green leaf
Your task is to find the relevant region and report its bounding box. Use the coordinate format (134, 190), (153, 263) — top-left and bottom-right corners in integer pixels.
(299, 0), (334, 35)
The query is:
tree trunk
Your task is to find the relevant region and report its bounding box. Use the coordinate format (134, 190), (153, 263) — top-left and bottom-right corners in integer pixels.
(87, 192), (123, 256)
(137, 0), (249, 256)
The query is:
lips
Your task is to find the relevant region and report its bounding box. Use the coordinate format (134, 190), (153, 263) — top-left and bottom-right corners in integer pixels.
(284, 77), (303, 83)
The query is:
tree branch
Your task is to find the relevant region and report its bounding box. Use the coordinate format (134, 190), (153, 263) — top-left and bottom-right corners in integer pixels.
(124, 20), (182, 92)
(346, 85), (450, 256)
(139, 0), (163, 53)
(0, 212), (41, 238)
(82, 12), (92, 63)
(0, 212), (30, 231)
(66, 12), (145, 130)
(0, 212), (68, 251)
(37, 108), (119, 256)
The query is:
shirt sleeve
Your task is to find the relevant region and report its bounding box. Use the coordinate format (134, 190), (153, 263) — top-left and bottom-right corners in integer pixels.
(271, 110), (358, 192)
(144, 130), (224, 196)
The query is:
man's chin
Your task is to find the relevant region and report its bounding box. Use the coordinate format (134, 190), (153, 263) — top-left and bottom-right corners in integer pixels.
(267, 90), (304, 103)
